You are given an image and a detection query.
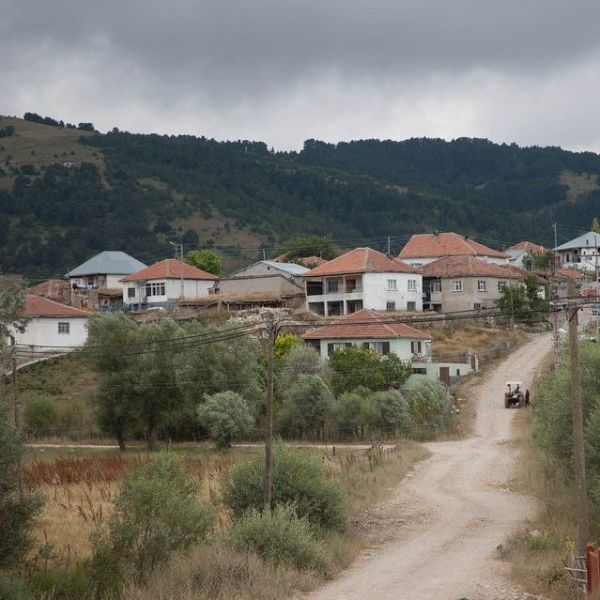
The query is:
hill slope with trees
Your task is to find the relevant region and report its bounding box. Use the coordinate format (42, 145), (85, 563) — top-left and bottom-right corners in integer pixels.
(1, 114), (599, 279)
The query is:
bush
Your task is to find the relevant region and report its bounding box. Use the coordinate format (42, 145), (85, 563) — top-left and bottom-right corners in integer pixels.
(223, 444), (347, 531)
(0, 575), (30, 600)
(197, 391), (254, 448)
(409, 380), (452, 432)
(24, 397), (59, 436)
(28, 569), (95, 600)
(228, 505), (327, 571)
(365, 389), (411, 436)
(280, 344), (328, 390)
(279, 375), (334, 438)
(333, 388), (370, 438)
(91, 453), (214, 589)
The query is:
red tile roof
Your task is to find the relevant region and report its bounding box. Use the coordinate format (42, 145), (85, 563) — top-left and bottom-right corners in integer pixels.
(304, 247), (419, 277)
(556, 267), (583, 280)
(121, 259), (218, 282)
(422, 255), (526, 279)
(399, 232), (506, 260)
(303, 309), (431, 340)
(272, 254), (329, 268)
(26, 294), (88, 318)
(508, 241), (548, 255)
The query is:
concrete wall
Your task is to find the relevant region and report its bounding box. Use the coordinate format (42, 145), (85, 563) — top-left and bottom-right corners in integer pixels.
(123, 278), (215, 308)
(14, 317), (88, 349)
(405, 256), (507, 267)
(404, 360), (473, 390)
(429, 276), (509, 313)
(316, 337), (432, 360)
(218, 274), (301, 296)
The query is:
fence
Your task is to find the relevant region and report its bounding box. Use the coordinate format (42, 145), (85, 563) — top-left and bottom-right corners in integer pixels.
(566, 545), (600, 598)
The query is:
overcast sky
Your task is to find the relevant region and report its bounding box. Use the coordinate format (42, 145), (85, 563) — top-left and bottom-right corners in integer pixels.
(3, 0), (600, 151)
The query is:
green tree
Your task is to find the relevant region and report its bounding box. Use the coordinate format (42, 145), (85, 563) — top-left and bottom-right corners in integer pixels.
(333, 387), (370, 438)
(329, 346), (411, 396)
(494, 284), (528, 322)
(0, 404), (42, 567)
(87, 313), (142, 451)
(280, 374), (334, 438)
(92, 453), (214, 589)
(365, 389), (411, 436)
(0, 278), (27, 368)
(409, 380), (452, 432)
(592, 217), (600, 233)
(185, 249), (222, 275)
(274, 333), (300, 361)
(197, 391), (254, 448)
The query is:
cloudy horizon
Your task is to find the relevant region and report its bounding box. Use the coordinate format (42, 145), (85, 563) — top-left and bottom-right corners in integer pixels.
(3, 0), (600, 152)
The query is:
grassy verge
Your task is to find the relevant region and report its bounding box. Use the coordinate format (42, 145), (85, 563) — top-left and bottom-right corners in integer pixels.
(502, 378), (578, 599)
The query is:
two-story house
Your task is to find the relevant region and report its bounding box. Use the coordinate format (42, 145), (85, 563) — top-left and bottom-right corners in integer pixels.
(303, 247), (422, 316)
(422, 255), (525, 313)
(121, 259), (217, 310)
(554, 231), (600, 276)
(66, 251), (147, 290)
(399, 232), (508, 266)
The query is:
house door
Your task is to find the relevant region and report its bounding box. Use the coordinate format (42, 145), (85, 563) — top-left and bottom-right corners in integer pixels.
(439, 366), (450, 386)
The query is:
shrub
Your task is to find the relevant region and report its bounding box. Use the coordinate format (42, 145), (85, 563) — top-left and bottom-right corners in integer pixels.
(91, 453), (214, 589)
(223, 444), (347, 531)
(333, 388), (370, 438)
(28, 569), (95, 600)
(409, 380), (452, 432)
(0, 575), (30, 600)
(197, 391), (254, 448)
(279, 375), (334, 438)
(280, 344), (328, 390)
(228, 505), (327, 571)
(365, 389), (411, 436)
(24, 397), (59, 436)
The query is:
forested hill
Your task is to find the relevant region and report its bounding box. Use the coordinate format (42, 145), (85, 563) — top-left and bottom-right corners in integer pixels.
(1, 114), (599, 279)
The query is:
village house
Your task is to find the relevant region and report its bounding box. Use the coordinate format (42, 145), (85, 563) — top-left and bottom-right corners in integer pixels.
(121, 259), (217, 311)
(302, 309), (473, 388)
(66, 250), (147, 290)
(506, 241), (548, 270)
(422, 255), (525, 313)
(399, 232), (508, 266)
(12, 294), (89, 352)
(303, 247), (422, 316)
(554, 231), (600, 276)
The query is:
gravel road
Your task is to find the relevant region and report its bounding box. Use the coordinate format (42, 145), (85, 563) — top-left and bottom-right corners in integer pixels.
(307, 333), (552, 600)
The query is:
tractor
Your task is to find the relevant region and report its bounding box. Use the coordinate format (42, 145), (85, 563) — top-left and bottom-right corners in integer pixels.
(504, 380), (530, 409)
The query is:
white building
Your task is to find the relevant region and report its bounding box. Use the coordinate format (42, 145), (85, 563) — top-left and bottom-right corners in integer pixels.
(304, 247), (422, 316)
(13, 295), (88, 351)
(66, 250), (147, 290)
(554, 231), (600, 276)
(399, 232), (508, 266)
(121, 259), (217, 310)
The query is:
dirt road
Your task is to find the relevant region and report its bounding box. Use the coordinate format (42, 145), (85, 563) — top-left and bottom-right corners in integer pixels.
(308, 334), (551, 600)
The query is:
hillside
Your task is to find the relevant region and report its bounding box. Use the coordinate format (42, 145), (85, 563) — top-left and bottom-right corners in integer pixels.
(1, 114), (599, 279)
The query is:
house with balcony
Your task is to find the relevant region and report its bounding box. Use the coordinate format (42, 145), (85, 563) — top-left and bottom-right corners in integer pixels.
(554, 231), (600, 276)
(303, 247), (422, 316)
(121, 259), (217, 310)
(421, 255), (526, 313)
(66, 251), (147, 290)
(399, 232), (508, 266)
(302, 309), (473, 388)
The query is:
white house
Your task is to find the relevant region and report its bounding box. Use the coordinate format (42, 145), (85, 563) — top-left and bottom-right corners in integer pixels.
(554, 231), (600, 276)
(121, 259), (218, 310)
(13, 295), (89, 351)
(399, 232), (508, 266)
(302, 309), (473, 388)
(66, 250), (147, 290)
(304, 247), (423, 316)
(506, 241), (548, 270)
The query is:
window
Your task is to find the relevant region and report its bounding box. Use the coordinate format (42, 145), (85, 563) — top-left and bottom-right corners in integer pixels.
(431, 280), (442, 293)
(477, 280), (487, 292)
(127, 287), (136, 298)
(58, 322), (70, 334)
(386, 301), (396, 311)
(326, 278), (340, 294)
(370, 342), (385, 354)
(145, 282), (166, 297)
(411, 341), (422, 354)
(498, 281), (507, 291)
(412, 367), (427, 375)
(407, 279), (417, 291)
(387, 279), (397, 291)
(474, 303), (482, 311)
(407, 301), (416, 311)
(451, 280), (463, 292)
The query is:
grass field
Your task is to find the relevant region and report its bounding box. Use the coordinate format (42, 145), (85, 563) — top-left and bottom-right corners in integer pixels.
(0, 116), (104, 189)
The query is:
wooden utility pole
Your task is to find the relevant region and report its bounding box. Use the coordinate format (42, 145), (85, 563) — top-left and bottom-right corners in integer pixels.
(551, 223), (561, 370)
(263, 313), (276, 511)
(567, 282), (589, 553)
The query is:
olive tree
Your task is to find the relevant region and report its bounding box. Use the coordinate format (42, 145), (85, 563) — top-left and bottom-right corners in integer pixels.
(197, 391), (254, 448)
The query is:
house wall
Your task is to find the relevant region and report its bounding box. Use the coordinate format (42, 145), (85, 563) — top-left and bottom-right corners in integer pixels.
(217, 274), (302, 297)
(69, 274), (129, 290)
(428, 276), (510, 313)
(305, 272), (423, 316)
(404, 360), (472, 390)
(13, 317), (88, 349)
(315, 337), (431, 360)
(404, 255), (507, 267)
(123, 278), (215, 308)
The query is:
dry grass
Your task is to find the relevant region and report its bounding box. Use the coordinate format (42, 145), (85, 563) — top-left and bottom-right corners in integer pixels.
(0, 115), (104, 189)
(503, 399), (579, 599)
(560, 169), (600, 204)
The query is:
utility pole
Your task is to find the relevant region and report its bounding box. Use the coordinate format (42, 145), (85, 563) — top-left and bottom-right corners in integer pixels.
(263, 313), (276, 512)
(170, 241), (185, 300)
(386, 236), (392, 257)
(9, 335), (23, 496)
(551, 223), (561, 370)
(567, 281), (589, 554)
